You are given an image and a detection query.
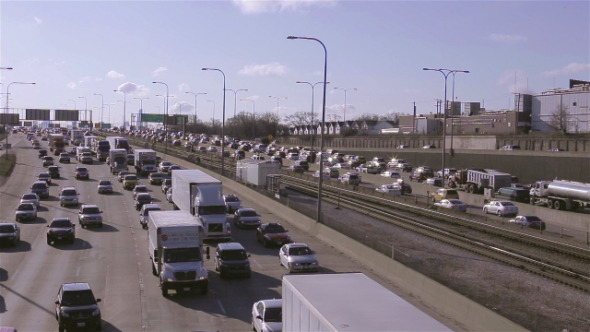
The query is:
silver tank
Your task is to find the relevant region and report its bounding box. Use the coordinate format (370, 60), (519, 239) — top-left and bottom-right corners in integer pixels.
(547, 180), (590, 202)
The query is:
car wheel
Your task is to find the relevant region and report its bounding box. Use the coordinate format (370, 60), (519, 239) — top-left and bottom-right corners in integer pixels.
(47, 238), (51, 245)
(483, 208), (488, 214)
(263, 238), (269, 248)
(152, 263), (157, 276)
(161, 285), (168, 297)
(497, 210), (502, 217)
(202, 285), (208, 295)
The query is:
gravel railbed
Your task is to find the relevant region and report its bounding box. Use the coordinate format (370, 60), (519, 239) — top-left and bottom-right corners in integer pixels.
(284, 190), (590, 332)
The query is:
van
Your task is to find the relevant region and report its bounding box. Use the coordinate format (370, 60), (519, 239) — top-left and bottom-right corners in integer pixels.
(495, 187), (530, 203)
(214, 242), (251, 279)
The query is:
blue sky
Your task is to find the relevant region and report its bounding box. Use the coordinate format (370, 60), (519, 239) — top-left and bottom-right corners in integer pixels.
(1, 0), (589, 127)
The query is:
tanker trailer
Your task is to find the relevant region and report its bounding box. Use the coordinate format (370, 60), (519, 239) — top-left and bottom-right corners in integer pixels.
(529, 180), (590, 210)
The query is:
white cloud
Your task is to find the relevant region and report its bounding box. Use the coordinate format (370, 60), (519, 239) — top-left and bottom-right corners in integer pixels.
(490, 33), (527, 43)
(106, 70), (125, 79)
(66, 82), (77, 89)
(239, 62), (288, 76)
(233, 0), (337, 14)
(34, 16), (42, 25)
(541, 62), (590, 77)
(496, 70), (534, 94)
(169, 101), (195, 114)
(152, 67), (168, 77)
(115, 82), (149, 97)
(178, 83), (190, 93)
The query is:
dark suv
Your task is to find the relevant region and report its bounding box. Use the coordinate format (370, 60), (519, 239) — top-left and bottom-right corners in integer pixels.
(495, 187), (530, 203)
(55, 283), (101, 331)
(47, 217), (76, 244)
(214, 242), (251, 278)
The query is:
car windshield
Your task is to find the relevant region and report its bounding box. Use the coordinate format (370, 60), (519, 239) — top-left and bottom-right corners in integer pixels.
(526, 216), (541, 221)
(62, 190), (77, 196)
(82, 207), (100, 214)
(51, 219), (71, 227)
(163, 247), (202, 263)
(23, 194), (37, 200)
(198, 206), (226, 215)
(448, 199), (463, 204)
(225, 196), (239, 202)
(289, 246), (312, 256)
(264, 307), (282, 322)
(135, 186), (147, 192)
(32, 183), (47, 189)
(220, 250), (248, 261)
(125, 175), (138, 181)
(265, 224), (286, 233)
(151, 173), (163, 178)
(18, 204), (34, 211)
(61, 290), (96, 306)
(137, 194), (151, 202)
(240, 210), (257, 217)
(0, 225), (15, 233)
(99, 181), (111, 186)
(76, 167), (88, 172)
(39, 173), (49, 178)
(500, 202), (515, 206)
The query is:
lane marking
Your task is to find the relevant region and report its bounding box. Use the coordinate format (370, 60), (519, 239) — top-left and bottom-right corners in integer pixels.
(216, 299), (226, 315)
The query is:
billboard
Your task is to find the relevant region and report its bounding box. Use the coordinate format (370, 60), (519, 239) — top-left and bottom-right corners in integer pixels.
(0, 113), (20, 125)
(141, 113), (164, 123)
(55, 109), (79, 121)
(26, 109), (51, 121)
(167, 114), (188, 125)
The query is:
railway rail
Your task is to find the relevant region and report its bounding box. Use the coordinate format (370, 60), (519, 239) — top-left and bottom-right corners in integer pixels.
(103, 133), (590, 292)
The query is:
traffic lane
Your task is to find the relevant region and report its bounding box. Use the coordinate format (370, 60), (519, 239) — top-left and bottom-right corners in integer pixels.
(0, 144), (142, 331)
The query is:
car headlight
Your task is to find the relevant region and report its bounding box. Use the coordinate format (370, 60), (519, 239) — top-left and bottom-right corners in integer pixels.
(60, 309), (69, 317)
(92, 308), (100, 316)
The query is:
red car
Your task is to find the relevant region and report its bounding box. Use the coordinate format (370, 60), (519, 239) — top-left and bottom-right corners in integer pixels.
(256, 223), (291, 248)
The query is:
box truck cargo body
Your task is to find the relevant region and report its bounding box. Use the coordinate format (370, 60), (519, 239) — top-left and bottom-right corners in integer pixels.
(282, 273), (451, 332)
(148, 210), (209, 296)
(171, 170), (231, 241)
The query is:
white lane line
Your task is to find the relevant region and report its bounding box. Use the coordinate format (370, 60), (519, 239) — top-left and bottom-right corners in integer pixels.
(76, 266), (81, 277)
(216, 299), (227, 315)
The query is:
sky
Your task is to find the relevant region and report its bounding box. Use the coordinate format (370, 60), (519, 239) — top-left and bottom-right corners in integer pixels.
(1, 0), (589, 127)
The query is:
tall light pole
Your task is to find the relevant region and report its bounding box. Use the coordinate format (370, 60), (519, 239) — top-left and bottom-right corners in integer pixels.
(288, 35), (328, 223)
(202, 67), (227, 177)
(104, 103), (115, 126)
(94, 93), (104, 130)
(225, 88), (248, 138)
(185, 91), (207, 128)
(152, 81), (169, 154)
(78, 96), (88, 123)
(5, 81), (36, 159)
(134, 97), (148, 131)
(241, 98), (256, 139)
(268, 95), (287, 120)
(113, 89), (128, 131)
(333, 87), (356, 122)
(423, 68), (470, 182)
(296, 81), (329, 154)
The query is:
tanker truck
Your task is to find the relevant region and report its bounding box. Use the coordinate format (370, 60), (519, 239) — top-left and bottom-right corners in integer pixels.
(529, 180), (590, 210)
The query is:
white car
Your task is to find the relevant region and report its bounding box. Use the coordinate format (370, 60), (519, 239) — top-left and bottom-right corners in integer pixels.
(483, 200), (519, 217)
(97, 180), (113, 194)
(158, 161), (172, 173)
(224, 194), (242, 213)
(375, 184), (402, 195)
(132, 185), (149, 199)
(332, 162), (350, 169)
(252, 299), (283, 332)
(434, 199), (468, 212)
(380, 170), (401, 179)
(20, 193), (40, 207)
(279, 243), (320, 273)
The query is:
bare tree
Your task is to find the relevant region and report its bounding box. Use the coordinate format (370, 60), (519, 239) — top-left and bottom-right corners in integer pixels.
(550, 103), (569, 134)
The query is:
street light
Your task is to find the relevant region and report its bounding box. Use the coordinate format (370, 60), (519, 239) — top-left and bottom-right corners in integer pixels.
(450, 71), (469, 153)
(152, 81), (170, 154)
(202, 67), (227, 177)
(207, 99), (216, 127)
(94, 93), (104, 129)
(134, 97), (148, 130)
(241, 98), (256, 139)
(78, 97), (88, 122)
(287, 35), (328, 223)
(268, 95), (287, 120)
(4, 81), (36, 159)
(225, 88), (248, 138)
(423, 68), (470, 183)
(296, 81), (329, 155)
(333, 87), (357, 122)
(185, 91), (207, 127)
(113, 89), (128, 131)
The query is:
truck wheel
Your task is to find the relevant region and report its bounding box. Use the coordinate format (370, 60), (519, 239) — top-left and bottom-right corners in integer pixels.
(47, 238), (51, 245)
(152, 263), (157, 276)
(161, 285), (168, 297)
(553, 200), (563, 210)
(529, 197), (535, 205)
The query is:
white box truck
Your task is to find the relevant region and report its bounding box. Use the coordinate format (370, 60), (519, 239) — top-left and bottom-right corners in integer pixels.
(134, 149), (158, 175)
(282, 273), (451, 332)
(148, 210), (209, 297)
(108, 148), (128, 174)
(171, 170), (231, 242)
(71, 129), (85, 146)
(107, 136), (131, 153)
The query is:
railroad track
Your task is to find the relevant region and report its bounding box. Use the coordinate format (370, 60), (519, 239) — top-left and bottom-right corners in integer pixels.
(104, 133), (590, 291)
(280, 174), (590, 292)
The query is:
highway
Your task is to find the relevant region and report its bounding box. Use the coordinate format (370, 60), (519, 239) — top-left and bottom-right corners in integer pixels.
(0, 133), (460, 331)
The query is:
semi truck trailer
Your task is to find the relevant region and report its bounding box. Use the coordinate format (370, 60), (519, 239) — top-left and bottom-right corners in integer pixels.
(134, 149), (158, 175)
(449, 168), (513, 194)
(530, 179), (590, 210)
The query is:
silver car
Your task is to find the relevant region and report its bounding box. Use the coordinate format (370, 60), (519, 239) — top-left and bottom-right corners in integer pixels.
(483, 200), (519, 217)
(139, 204), (161, 229)
(252, 299), (282, 332)
(279, 243), (319, 273)
(234, 208), (261, 229)
(59, 187), (79, 207)
(15, 202), (38, 221)
(20, 193), (40, 207)
(78, 204), (103, 228)
(97, 180), (113, 194)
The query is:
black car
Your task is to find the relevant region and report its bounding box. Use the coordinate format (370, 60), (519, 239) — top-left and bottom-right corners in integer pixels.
(38, 149), (48, 158)
(48, 165), (61, 179)
(47, 217), (75, 244)
(55, 283), (101, 331)
(135, 193), (153, 211)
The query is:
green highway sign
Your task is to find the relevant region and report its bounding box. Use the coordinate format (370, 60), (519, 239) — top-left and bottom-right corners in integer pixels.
(141, 113), (164, 123)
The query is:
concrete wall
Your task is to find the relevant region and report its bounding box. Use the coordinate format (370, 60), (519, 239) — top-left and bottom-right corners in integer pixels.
(206, 168), (526, 331)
